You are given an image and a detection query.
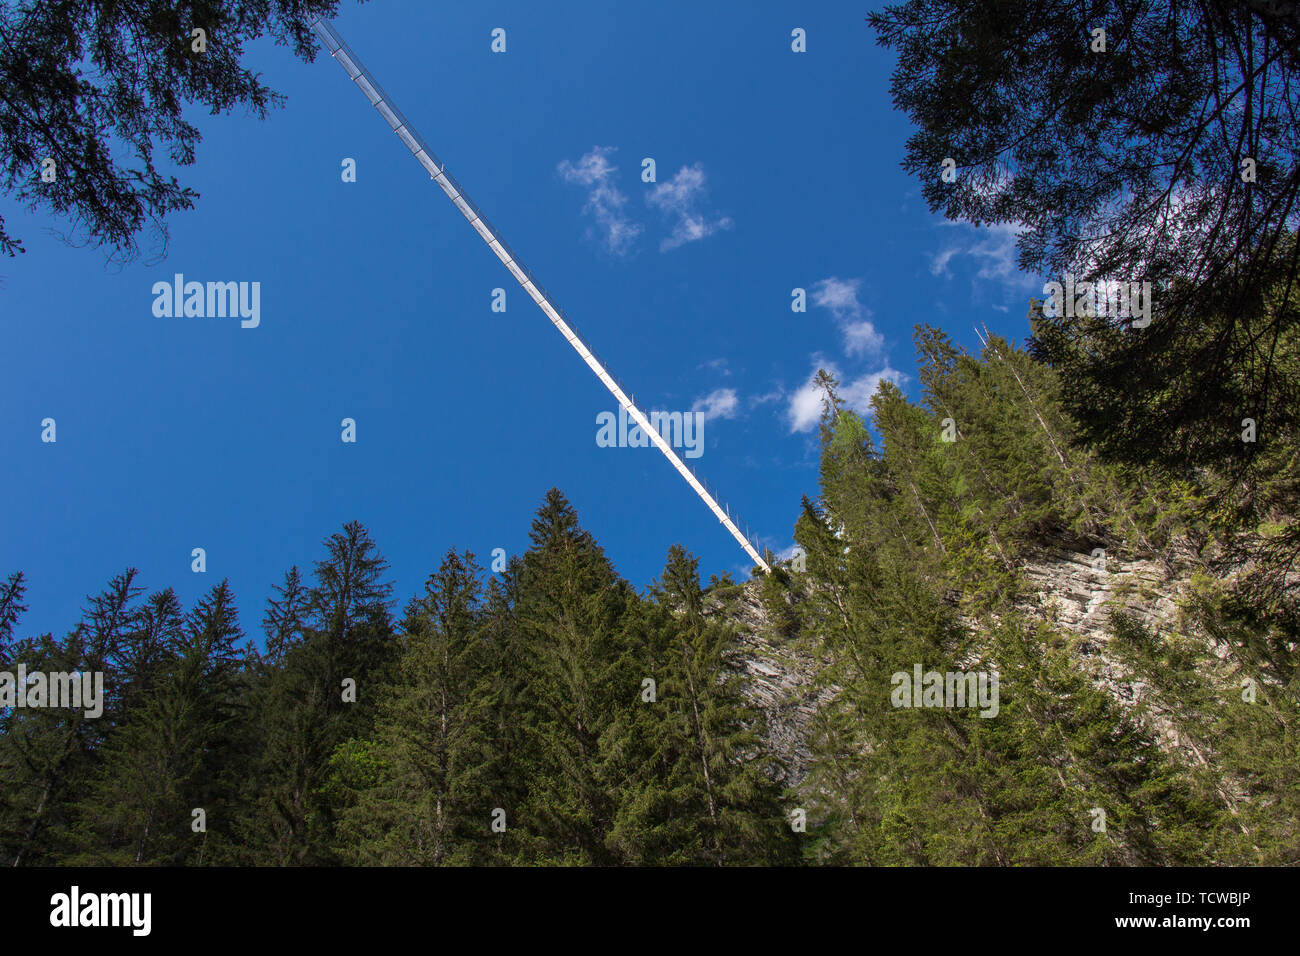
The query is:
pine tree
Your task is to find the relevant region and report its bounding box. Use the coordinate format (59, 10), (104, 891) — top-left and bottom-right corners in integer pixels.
(0, 570), (141, 865)
(261, 566), (309, 665)
(0, 571), (26, 651)
(65, 581), (248, 865)
(794, 343), (1220, 865)
(117, 588), (185, 716)
(511, 489), (632, 864)
(334, 549), (502, 865)
(637, 546), (795, 865)
(239, 522), (395, 864)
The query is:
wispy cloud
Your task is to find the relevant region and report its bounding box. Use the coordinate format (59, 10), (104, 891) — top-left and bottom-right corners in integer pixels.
(558, 146), (642, 255)
(692, 387), (739, 421)
(647, 164), (733, 252)
(929, 222), (1026, 283)
(811, 276), (883, 358)
(697, 357), (731, 376)
(774, 542), (802, 563)
(929, 247), (960, 277)
(785, 358), (905, 433)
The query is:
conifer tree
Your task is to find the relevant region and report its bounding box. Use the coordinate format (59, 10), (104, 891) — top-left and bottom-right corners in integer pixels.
(794, 344), (1221, 865)
(637, 546), (795, 865)
(117, 588), (186, 716)
(66, 581), (247, 865)
(334, 550), (502, 865)
(512, 490), (632, 864)
(0, 571), (26, 651)
(0, 570), (141, 865)
(240, 522), (395, 864)
(261, 566), (309, 666)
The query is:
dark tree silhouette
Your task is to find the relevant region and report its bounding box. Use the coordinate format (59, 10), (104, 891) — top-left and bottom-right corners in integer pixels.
(0, 0), (366, 262)
(869, 0), (1300, 472)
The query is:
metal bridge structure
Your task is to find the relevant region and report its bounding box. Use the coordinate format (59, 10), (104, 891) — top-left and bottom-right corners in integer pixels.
(311, 17), (770, 572)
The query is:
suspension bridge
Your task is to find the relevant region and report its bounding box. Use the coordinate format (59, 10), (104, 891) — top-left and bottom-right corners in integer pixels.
(311, 17), (771, 573)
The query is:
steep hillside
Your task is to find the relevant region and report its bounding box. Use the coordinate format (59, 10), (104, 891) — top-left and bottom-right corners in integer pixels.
(710, 324), (1299, 865)
(727, 543), (1203, 793)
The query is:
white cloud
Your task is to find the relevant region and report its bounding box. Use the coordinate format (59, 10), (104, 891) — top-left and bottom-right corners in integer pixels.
(841, 367), (906, 411)
(698, 357), (731, 376)
(692, 387), (739, 421)
(787, 378), (827, 433)
(811, 276), (863, 316)
(558, 146), (643, 255)
(647, 164), (733, 252)
(929, 247), (959, 276)
(785, 359), (906, 433)
(811, 276), (884, 357)
(929, 222), (1025, 283)
(842, 320), (885, 357)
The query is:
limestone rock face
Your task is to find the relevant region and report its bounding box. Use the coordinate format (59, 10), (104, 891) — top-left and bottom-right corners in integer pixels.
(726, 546), (1201, 791)
(720, 585), (828, 789)
(1015, 546), (1186, 642)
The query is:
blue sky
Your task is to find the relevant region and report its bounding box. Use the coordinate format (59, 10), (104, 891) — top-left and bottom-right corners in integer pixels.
(1, 0), (1040, 641)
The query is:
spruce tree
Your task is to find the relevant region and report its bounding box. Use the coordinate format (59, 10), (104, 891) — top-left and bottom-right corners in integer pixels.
(334, 549), (502, 865)
(239, 522), (395, 864)
(512, 489), (632, 864)
(0, 570), (141, 865)
(66, 581), (247, 865)
(642, 546), (795, 865)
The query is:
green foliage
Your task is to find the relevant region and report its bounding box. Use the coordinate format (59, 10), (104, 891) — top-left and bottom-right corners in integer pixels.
(3, 334), (1296, 866)
(793, 328), (1294, 865)
(64, 581), (248, 865)
(331, 549), (506, 865)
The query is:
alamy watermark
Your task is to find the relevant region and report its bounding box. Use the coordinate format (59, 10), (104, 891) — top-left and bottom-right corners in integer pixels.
(0, 665), (104, 718)
(891, 664), (999, 718)
(1042, 273), (1152, 328)
(596, 407), (704, 459)
(151, 274), (260, 328)
(50, 886), (150, 936)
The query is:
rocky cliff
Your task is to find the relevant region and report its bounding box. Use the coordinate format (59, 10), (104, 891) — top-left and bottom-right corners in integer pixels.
(726, 543), (1208, 792)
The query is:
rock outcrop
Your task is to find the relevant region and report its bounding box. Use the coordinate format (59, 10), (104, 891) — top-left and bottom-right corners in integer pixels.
(726, 544), (1205, 791)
